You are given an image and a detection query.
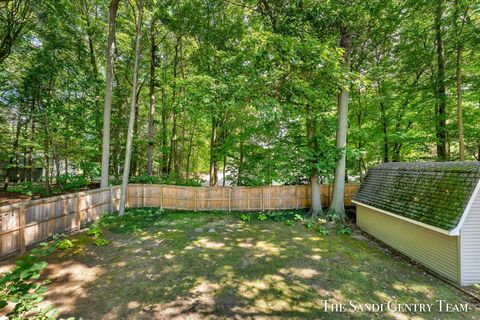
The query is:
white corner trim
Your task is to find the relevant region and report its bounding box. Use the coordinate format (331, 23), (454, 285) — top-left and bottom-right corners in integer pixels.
(352, 200), (454, 236)
(450, 178), (480, 236)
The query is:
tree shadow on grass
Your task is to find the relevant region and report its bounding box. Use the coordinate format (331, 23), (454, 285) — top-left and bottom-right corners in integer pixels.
(25, 209), (479, 320)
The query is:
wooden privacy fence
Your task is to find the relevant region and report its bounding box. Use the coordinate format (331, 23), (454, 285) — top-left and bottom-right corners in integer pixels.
(0, 184), (358, 259)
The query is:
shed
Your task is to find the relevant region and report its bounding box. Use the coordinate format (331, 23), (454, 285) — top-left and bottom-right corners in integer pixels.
(352, 162), (480, 286)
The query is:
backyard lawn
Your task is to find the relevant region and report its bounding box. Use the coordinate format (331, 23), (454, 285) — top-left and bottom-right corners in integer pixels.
(2, 209), (478, 319)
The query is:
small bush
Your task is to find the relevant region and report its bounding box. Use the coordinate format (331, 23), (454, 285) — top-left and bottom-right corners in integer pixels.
(87, 227), (103, 238)
(240, 214), (251, 221)
(285, 220), (295, 227)
(0, 242), (57, 319)
(56, 239), (74, 250)
(87, 226), (109, 247)
(318, 227), (330, 236)
(337, 225), (353, 235)
(93, 238), (109, 247)
(305, 220), (315, 229)
(293, 213), (304, 221)
(257, 213), (267, 221)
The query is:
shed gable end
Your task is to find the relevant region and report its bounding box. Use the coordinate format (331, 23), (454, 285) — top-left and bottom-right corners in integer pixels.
(461, 184), (480, 285)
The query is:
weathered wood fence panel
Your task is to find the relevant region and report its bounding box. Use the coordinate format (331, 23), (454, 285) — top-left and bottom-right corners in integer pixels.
(0, 184), (358, 259)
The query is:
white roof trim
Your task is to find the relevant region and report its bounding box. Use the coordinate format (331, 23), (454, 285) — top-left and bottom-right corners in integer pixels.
(450, 178), (480, 236)
(352, 200), (454, 236)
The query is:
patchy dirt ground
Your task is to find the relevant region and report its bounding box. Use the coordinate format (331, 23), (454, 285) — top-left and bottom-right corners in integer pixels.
(1, 209), (479, 319)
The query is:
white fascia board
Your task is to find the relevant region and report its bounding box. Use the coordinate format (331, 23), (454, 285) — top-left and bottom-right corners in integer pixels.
(352, 200), (454, 236)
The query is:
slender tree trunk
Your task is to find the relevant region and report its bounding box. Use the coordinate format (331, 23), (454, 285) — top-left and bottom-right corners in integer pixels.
(169, 36), (181, 174)
(147, 17), (157, 176)
(380, 101), (389, 163)
(456, 41), (464, 161)
(329, 26), (352, 220)
(29, 97), (35, 182)
(161, 63), (168, 173)
(454, 0), (466, 161)
(434, 0), (447, 161)
(209, 118), (218, 186)
(43, 129), (51, 194)
(185, 119), (197, 179)
(237, 140), (244, 186)
(120, 0), (143, 215)
(131, 88), (141, 176)
(306, 105), (322, 217)
(100, 0), (120, 188)
(4, 117), (22, 190)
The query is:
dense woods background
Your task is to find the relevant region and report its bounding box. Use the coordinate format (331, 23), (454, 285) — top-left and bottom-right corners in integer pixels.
(0, 0), (479, 202)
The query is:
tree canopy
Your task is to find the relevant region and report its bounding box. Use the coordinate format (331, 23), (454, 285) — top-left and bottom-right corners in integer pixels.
(0, 0), (479, 209)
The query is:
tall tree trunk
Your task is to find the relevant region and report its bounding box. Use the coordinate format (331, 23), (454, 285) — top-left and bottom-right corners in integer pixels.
(131, 88), (141, 176)
(306, 105), (322, 217)
(43, 129), (51, 194)
(185, 119), (197, 179)
(209, 118), (218, 186)
(434, 0), (447, 161)
(329, 26), (352, 220)
(146, 17), (157, 176)
(456, 39), (464, 161)
(100, 0), (120, 188)
(454, 0), (466, 161)
(168, 36), (181, 174)
(237, 140), (244, 186)
(161, 63), (169, 173)
(29, 97), (35, 182)
(380, 101), (389, 163)
(3, 117), (22, 190)
(119, 0), (143, 215)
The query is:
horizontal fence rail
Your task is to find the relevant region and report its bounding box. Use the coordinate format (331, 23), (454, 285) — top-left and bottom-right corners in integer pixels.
(0, 184), (358, 259)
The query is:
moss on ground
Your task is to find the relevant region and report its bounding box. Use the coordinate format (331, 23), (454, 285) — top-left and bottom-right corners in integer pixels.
(4, 208), (478, 319)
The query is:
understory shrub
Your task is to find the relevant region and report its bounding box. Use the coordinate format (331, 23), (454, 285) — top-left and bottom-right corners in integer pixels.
(7, 182), (49, 196)
(257, 213), (267, 221)
(240, 214), (251, 221)
(87, 226), (109, 246)
(318, 227), (330, 236)
(337, 225), (353, 235)
(0, 243), (57, 319)
(54, 234), (74, 250)
(112, 173), (203, 187)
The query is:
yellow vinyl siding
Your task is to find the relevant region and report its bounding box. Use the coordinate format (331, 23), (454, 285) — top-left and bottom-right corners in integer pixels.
(357, 204), (460, 283)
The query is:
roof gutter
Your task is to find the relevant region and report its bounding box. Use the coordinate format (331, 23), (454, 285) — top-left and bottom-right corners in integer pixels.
(450, 179), (480, 236)
(352, 200), (454, 236)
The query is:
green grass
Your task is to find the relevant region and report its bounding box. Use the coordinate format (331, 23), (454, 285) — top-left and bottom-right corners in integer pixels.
(16, 208), (479, 319)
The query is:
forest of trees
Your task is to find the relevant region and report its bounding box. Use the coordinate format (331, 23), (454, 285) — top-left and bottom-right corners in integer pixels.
(0, 0), (479, 215)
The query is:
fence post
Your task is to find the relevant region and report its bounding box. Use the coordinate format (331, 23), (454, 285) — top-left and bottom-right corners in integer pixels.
(49, 201), (55, 237)
(261, 187), (265, 212)
(328, 184), (332, 206)
(125, 184), (130, 208)
(295, 186), (298, 209)
(160, 185), (163, 209)
(76, 194), (82, 232)
(228, 188), (232, 212)
(109, 188), (114, 214)
(63, 198), (68, 230)
(19, 206), (26, 254)
(194, 188), (197, 212)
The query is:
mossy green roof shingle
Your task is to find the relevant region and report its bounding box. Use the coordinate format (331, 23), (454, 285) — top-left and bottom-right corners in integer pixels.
(353, 162), (480, 231)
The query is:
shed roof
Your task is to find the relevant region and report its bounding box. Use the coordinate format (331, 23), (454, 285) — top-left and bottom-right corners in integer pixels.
(353, 162), (480, 231)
